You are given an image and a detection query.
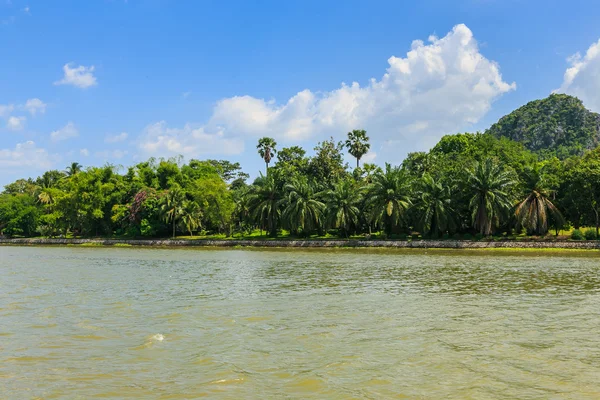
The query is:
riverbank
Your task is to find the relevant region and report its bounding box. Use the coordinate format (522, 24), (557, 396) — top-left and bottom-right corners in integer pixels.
(3, 237), (600, 250)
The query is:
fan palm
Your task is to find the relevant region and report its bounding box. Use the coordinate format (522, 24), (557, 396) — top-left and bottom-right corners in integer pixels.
(466, 158), (515, 236)
(515, 165), (564, 235)
(256, 137), (277, 174)
(281, 178), (325, 235)
(345, 129), (370, 168)
(323, 180), (362, 237)
(415, 174), (456, 236)
(160, 188), (185, 238)
(247, 174), (283, 236)
(365, 163), (412, 234)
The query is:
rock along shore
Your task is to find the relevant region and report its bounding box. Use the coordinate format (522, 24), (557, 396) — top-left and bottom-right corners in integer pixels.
(2, 238), (600, 250)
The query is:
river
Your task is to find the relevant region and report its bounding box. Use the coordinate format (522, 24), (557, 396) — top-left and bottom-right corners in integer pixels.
(1, 246), (600, 399)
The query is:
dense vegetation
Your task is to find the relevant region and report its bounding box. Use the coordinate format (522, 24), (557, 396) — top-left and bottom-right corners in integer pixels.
(3, 95), (600, 241)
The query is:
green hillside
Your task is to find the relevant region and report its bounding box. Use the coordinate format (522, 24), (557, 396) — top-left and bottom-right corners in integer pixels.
(486, 94), (600, 159)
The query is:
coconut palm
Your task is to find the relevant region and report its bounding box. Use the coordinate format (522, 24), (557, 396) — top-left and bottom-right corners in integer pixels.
(466, 158), (515, 236)
(180, 200), (202, 236)
(345, 129), (371, 168)
(365, 163), (412, 234)
(515, 165), (564, 235)
(323, 179), (362, 237)
(281, 178), (325, 235)
(415, 174), (456, 237)
(256, 137), (277, 174)
(160, 188), (185, 239)
(65, 162), (82, 177)
(247, 174), (283, 236)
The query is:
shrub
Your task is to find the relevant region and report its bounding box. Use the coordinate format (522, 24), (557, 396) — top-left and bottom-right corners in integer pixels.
(411, 233), (420, 240)
(571, 229), (584, 241)
(442, 233), (450, 240)
(463, 233), (473, 241)
(453, 233), (462, 240)
(474, 233), (484, 241)
(584, 228), (597, 240)
(398, 233), (408, 241)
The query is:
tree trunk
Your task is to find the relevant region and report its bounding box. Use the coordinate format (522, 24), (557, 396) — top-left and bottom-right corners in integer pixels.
(356, 158), (359, 168)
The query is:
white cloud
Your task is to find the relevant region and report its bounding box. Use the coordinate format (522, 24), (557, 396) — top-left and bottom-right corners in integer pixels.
(104, 132), (128, 143)
(50, 122), (78, 141)
(0, 141), (53, 169)
(361, 151), (377, 164)
(182, 91), (192, 99)
(208, 24), (515, 160)
(556, 38), (600, 112)
(22, 6), (29, 14)
(80, 148), (89, 157)
(23, 98), (46, 115)
(6, 116), (25, 131)
(138, 121), (244, 158)
(54, 63), (97, 89)
(0, 104), (14, 118)
(95, 149), (129, 159)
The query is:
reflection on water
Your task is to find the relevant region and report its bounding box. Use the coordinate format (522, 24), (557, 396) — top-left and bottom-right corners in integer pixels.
(1, 247), (600, 398)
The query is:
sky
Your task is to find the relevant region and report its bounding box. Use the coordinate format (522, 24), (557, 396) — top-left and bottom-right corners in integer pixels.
(2, 0), (600, 186)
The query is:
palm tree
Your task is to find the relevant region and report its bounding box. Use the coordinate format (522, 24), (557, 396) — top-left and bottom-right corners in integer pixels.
(415, 174), (456, 237)
(180, 200), (202, 237)
(247, 174), (283, 236)
(365, 163), (412, 234)
(65, 162), (82, 177)
(161, 188), (185, 239)
(515, 165), (564, 235)
(257, 137), (277, 174)
(466, 158), (515, 236)
(345, 129), (370, 168)
(281, 178), (325, 235)
(323, 179), (362, 237)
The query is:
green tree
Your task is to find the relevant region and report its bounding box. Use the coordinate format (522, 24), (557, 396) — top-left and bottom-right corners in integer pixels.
(466, 158), (515, 236)
(257, 137), (277, 174)
(180, 200), (202, 236)
(323, 179), (362, 237)
(345, 129), (370, 168)
(281, 178), (325, 235)
(415, 173), (456, 237)
(247, 174), (283, 236)
(65, 162), (82, 177)
(160, 187), (185, 239)
(365, 164), (412, 234)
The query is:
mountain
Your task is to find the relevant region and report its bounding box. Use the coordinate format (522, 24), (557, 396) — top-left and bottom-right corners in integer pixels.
(486, 94), (600, 159)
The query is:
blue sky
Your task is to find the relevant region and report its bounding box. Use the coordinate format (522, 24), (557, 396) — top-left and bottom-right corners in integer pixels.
(2, 0), (600, 186)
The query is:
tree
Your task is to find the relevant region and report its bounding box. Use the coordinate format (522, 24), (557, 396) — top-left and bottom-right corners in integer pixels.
(466, 158), (515, 236)
(281, 178), (325, 235)
(308, 137), (348, 187)
(65, 162), (82, 177)
(345, 129), (370, 168)
(257, 137), (277, 174)
(180, 200), (202, 236)
(514, 165), (564, 235)
(247, 174), (283, 236)
(160, 187), (185, 239)
(365, 163), (412, 234)
(323, 179), (362, 237)
(415, 173), (456, 237)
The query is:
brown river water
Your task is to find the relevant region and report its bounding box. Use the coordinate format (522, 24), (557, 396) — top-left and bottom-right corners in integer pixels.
(1, 246), (600, 399)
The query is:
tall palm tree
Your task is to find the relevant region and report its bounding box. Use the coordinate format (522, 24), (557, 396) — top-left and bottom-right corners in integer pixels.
(180, 200), (202, 237)
(65, 162), (82, 177)
(515, 165), (564, 235)
(323, 179), (362, 237)
(365, 163), (412, 234)
(345, 129), (370, 168)
(281, 178), (325, 235)
(466, 158), (515, 236)
(257, 137), (277, 174)
(247, 174), (283, 236)
(415, 174), (456, 237)
(160, 188), (185, 239)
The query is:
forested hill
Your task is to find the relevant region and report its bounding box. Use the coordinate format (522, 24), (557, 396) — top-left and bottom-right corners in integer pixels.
(486, 94), (600, 159)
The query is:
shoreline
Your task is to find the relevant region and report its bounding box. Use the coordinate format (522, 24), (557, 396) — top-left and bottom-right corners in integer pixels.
(2, 237), (600, 250)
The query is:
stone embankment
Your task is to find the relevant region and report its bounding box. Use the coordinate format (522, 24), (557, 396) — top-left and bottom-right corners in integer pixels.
(2, 238), (600, 249)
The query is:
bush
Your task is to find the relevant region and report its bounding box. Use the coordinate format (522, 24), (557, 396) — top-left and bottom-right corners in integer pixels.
(463, 233), (473, 241)
(452, 233), (462, 240)
(584, 228), (597, 240)
(474, 233), (484, 241)
(411, 233), (420, 240)
(398, 233), (408, 241)
(442, 233), (450, 240)
(571, 229), (584, 241)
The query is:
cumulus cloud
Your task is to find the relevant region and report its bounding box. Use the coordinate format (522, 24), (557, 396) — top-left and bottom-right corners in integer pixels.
(50, 122), (78, 141)
(104, 132), (128, 143)
(0, 141), (53, 169)
(80, 148), (89, 157)
(138, 121), (244, 158)
(95, 149), (129, 160)
(23, 98), (46, 115)
(54, 63), (97, 89)
(556, 38), (600, 112)
(0, 104), (14, 118)
(6, 116), (25, 131)
(208, 24), (515, 160)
